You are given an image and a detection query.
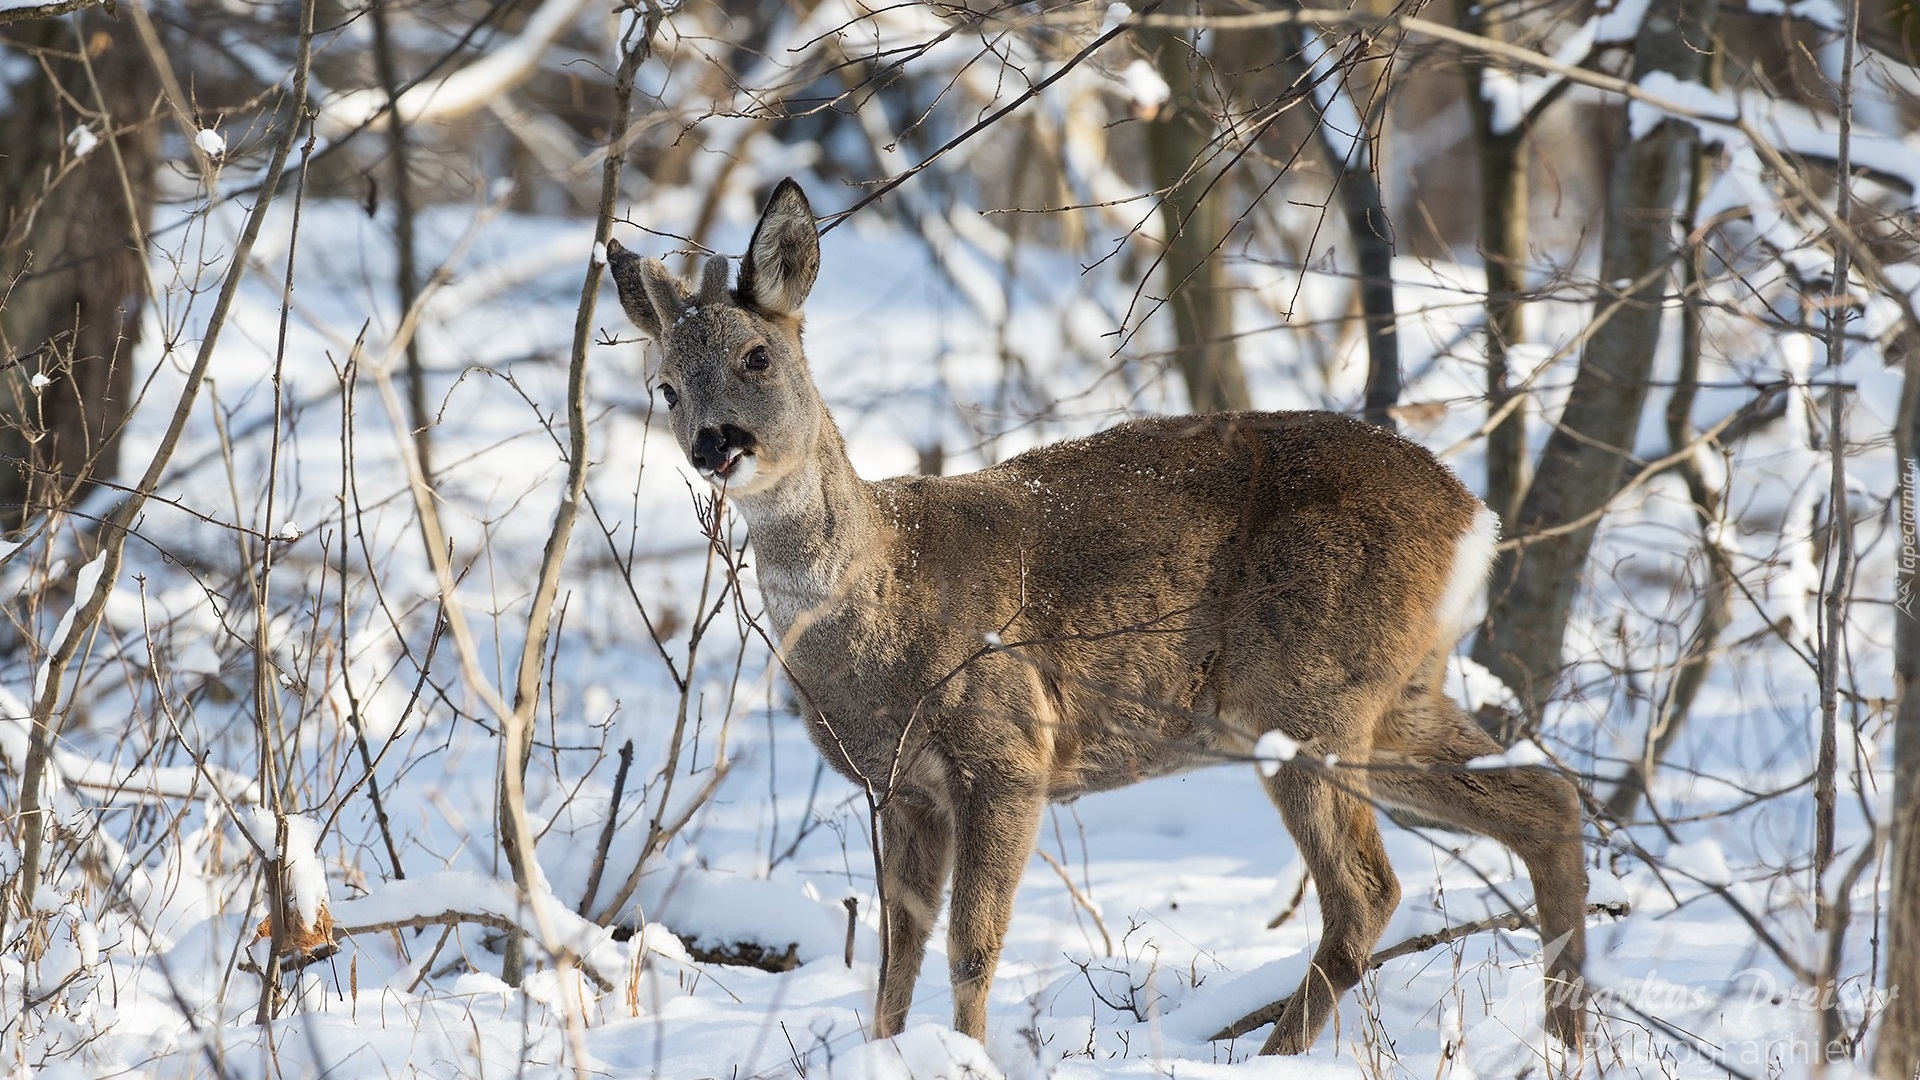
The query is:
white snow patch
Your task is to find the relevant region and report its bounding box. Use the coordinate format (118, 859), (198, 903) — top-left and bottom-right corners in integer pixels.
(1786, 0), (1845, 28)
(1449, 654), (1522, 716)
(28, 371), (51, 390)
(828, 1025), (1004, 1080)
(315, 0), (596, 135)
(194, 128), (227, 157)
(1593, 0), (1652, 42)
(1466, 739), (1550, 769)
(1588, 869), (1631, 909)
(275, 521), (301, 541)
(282, 814), (328, 925)
(638, 864), (867, 964)
(66, 125), (98, 159)
(1630, 72), (1738, 140)
(334, 871), (627, 982)
(37, 552), (109, 699)
(65, 552), (108, 634)
(74, 920), (99, 969)
(1120, 60), (1170, 116)
(590, 240), (608, 267)
(451, 970), (514, 999)
(244, 809), (330, 923)
(1254, 730), (1300, 776)
(1478, 22), (1597, 135)
(1666, 836), (1733, 887)
(1099, 2), (1131, 35)
(1299, 29), (1369, 169)
(241, 805), (278, 852)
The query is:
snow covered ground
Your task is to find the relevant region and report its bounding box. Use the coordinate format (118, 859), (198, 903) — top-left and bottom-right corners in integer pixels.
(0, 166), (1901, 1080)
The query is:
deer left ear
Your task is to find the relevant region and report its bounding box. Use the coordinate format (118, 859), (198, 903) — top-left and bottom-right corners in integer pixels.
(699, 254), (730, 307)
(607, 240), (685, 342)
(737, 178), (820, 316)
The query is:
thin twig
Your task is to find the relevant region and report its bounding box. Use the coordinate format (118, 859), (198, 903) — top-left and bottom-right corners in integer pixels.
(577, 739), (634, 918)
(1035, 845), (1113, 957)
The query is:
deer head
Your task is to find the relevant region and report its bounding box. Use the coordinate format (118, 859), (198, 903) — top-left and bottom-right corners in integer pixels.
(607, 178), (825, 499)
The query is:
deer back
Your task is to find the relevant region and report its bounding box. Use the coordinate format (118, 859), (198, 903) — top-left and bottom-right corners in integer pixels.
(609, 183), (1486, 797)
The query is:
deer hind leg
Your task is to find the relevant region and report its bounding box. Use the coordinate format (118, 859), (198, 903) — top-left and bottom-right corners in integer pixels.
(1259, 736), (1401, 1055)
(944, 771), (1046, 1042)
(874, 789), (954, 1039)
(1371, 686), (1590, 1052)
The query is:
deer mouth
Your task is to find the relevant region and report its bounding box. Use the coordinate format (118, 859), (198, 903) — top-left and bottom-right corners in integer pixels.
(711, 448), (756, 485)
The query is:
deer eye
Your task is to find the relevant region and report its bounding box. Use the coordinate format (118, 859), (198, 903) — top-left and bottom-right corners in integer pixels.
(658, 384), (679, 409)
(744, 345), (771, 372)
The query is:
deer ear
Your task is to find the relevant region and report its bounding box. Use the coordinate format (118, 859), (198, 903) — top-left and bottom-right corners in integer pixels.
(607, 240), (683, 341)
(698, 254), (731, 307)
(737, 178), (820, 316)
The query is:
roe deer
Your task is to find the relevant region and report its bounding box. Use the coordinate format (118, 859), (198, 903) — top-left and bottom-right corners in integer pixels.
(606, 179), (1589, 1056)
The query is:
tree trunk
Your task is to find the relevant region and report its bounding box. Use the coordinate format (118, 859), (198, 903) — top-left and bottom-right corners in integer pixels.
(1141, 26), (1250, 414)
(1325, 112), (1401, 431)
(1455, 0), (1530, 521)
(1606, 209), (1731, 821)
(1875, 328), (1920, 1080)
(0, 14), (157, 533)
(1270, 29), (1399, 428)
(1475, 130), (1529, 520)
(1471, 0), (1719, 717)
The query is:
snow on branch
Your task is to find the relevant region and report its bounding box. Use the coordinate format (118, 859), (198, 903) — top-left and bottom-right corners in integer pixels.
(0, 0), (105, 24)
(1744, 0), (1846, 30)
(333, 871), (630, 989)
(1134, 5), (1919, 203)
(1298, 29), (1370, 171)
(0, 701), (261, 807)
(1628, 73), (1920, 200)
(315, 0), (595, 135)
(1479, 21), (1599, 135)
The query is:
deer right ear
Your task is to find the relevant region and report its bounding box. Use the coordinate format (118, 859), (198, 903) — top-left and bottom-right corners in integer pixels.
(607, 240), (684, 341)
(737, 178), (820, 316)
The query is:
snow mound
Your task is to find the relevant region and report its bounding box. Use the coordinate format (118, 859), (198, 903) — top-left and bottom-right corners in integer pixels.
(640, 864), (868, 963)
(1666, 836), (1733, 888)
(828, 1025), (1003, 1080)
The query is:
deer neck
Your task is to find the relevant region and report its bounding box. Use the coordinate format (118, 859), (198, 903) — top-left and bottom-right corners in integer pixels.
(731, 413), (882, 636)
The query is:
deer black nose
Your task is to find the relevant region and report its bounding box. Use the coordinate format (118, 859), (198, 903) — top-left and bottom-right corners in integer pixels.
(691, 424), (756, 472)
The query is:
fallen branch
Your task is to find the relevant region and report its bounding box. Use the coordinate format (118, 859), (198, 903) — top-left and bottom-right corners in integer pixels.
(1208, 900), (1631, 1041)
(333, 871), (627, 991)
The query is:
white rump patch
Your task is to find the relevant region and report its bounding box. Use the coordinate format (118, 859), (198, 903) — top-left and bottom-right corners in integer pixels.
(1435, 505), (1499, 638)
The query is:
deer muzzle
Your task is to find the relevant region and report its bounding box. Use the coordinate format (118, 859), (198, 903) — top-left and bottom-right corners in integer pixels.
(691, 424), (758, 480)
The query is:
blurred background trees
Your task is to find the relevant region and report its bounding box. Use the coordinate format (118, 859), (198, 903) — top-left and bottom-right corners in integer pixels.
(0, 10), (155, 532)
